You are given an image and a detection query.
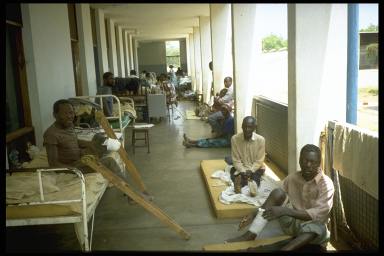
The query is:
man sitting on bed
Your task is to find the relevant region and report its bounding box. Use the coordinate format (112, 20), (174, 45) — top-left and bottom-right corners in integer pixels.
(96, 72), (115, 117)
(226, 144), (335, 252)
(44, 99), (101, 172)
(230, 116), (266, 194)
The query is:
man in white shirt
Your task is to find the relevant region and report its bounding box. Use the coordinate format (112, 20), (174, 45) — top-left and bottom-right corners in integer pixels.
(229, 116), (266, 193)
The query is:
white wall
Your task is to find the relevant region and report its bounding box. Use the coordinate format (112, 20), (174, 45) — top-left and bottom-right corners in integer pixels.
(95, 8), (109, 80)
(231, 4), (259, 133)
(138, 41), (167, 74)
(193, 26), (203, 94)
(199, 16), (212, 103)
(106, 18), (118, 75)
(210, 4), (233, 94)
(288, 4), (348, 173)
(133, 39), (139, 72)
(76, 4), (97, 95)
(21, 4), (76, 148)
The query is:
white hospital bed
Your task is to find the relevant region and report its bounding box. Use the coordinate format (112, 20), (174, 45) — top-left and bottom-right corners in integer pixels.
(6, 168), (108, 251)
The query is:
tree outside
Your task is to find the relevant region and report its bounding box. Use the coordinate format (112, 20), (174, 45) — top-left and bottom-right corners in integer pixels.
(262, 34), (287, 52)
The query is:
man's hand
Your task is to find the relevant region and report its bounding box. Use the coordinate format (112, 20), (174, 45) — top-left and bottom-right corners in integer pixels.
(262, 206), (287, 221)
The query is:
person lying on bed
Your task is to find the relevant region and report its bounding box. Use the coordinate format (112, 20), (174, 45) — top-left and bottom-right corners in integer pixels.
(183, 104), (234, 148)
(226, 144), (335, 252)
(230, 116), (266, 194)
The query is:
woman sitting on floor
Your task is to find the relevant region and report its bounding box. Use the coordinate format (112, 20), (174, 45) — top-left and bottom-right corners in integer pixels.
(183, 104), (234, 148)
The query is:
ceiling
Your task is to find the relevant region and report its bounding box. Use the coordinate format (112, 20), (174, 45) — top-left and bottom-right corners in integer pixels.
(90, 4), (210, 41)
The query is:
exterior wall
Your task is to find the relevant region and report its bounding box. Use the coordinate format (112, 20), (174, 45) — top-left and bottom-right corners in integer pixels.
(138, 41), (167, 74)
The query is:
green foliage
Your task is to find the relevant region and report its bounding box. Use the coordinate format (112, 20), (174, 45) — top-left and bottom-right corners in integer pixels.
(366, 43), (378, 67)
(360, 24), (378, 32)
(166, 41), (180, 56)
(262, 34), (287, 52)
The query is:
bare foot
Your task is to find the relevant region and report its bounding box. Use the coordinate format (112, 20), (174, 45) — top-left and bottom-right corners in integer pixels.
(183, 133), (190, 143)
(182, 140), (192, 148)
(141, 191), (154, 201)
(225, 231), (257, 243)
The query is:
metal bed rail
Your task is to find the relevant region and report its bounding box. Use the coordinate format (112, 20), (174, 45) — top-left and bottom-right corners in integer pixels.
(6, 168), (92, 251)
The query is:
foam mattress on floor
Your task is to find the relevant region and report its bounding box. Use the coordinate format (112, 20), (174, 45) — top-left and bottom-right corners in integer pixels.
(201, 159), (256, 219)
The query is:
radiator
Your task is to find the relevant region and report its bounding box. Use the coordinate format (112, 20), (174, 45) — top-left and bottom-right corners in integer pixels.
(253, 96), (288, 175)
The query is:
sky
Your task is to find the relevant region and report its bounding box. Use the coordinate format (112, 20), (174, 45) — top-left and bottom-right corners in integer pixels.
(258, 4), (378, 39)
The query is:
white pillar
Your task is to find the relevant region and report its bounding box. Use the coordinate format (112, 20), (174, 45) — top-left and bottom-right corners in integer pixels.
(133, 39), (139, 72)
(232, 4), (259, 133)
(123, 30), (130, 75)
(75, 4), (97, 95)
(106, 18), (118, 75)
(193, 26), (203, 95)
(188, 33), (196, 90)
(199, 16), (212, 103)
(128, 34), (134, 72)
(186, 35), (191, 76)
(287, 4), (348, 173)
(210, 4), (233, 94)
(95, 8), (108, 81)
(115, 25), (125, 77)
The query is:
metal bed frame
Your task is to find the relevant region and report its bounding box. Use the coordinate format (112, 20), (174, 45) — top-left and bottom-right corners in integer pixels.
(73, 95), (134, 147)
(6, 168), (108, 251)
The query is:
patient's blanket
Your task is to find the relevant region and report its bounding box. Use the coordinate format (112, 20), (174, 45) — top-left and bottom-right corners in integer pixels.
(211, 165), (282, 207)
(113, 102), (137, 119)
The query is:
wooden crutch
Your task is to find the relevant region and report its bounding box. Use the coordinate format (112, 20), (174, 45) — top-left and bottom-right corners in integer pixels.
(94, 110), (149, 196)
(81, 155), (191, 240)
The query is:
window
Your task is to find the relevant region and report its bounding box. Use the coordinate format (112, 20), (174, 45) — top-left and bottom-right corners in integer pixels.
(357, 4), (378, 132)
(165, 40), (180, 72)
(253, 4), (288, 105)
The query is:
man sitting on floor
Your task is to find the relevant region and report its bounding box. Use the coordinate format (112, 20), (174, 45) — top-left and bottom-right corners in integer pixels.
(226, 144), (335, 252)
(208, 77), (234, 134)
(230, 116), (266, 194)
(183, 104), (234, 148)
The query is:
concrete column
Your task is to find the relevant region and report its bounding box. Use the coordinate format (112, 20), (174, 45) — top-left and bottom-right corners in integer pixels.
(188, 33), (196, 90)
(287, 4), (348, 173)
(115, 25), (125, 77)
(21, 4), (75, 147)
(199, 16), (212, 103)
(193, 26), (202, 94)
(133, 39), (139, 72)
(75, 4), (97, 95)
(231, 4), (259, 133)
(95, 8), (109, 79)
(186, 35), (191, 76)
(128, 34), (134, 72)
(123, 30), (130, 75)
(210, 4), (233, 94)
(106, 18), (118, 75)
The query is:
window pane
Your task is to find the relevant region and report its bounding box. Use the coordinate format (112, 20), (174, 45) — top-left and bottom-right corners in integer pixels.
(253, 4), (288, 104)
(6, 25), (25, 133)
